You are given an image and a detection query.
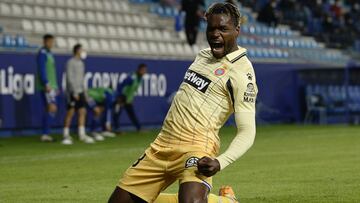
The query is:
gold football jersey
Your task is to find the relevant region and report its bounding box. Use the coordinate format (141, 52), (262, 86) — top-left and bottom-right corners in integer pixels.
(150, 47), (258, 157)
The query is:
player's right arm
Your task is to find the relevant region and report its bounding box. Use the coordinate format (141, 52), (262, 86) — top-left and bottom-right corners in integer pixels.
(38, 50), (50, 92)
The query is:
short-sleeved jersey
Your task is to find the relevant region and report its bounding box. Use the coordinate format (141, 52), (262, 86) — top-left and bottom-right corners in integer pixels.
(150, 47), (258, 157)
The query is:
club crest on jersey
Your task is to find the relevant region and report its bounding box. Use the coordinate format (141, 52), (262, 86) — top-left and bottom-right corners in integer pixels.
(184, 70), (211, 93)
(214, 68), (225, 76)
(185, 157), (200, 168)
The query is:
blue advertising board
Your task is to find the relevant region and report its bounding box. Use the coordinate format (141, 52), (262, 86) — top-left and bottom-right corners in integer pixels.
(0, 51), (314, 136)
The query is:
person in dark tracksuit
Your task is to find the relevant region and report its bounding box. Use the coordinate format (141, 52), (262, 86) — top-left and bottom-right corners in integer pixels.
(113, 64), (147, 132)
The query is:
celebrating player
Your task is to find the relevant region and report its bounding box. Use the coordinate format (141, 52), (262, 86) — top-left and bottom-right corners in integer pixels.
(108, 2), (257, 203)
(36, 34), (59, 142)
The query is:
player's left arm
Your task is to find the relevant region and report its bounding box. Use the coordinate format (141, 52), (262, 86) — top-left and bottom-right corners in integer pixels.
(198, 59), (258, 177)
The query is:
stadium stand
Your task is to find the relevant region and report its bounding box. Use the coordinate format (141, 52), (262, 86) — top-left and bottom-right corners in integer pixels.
(0, 0), (357, 65)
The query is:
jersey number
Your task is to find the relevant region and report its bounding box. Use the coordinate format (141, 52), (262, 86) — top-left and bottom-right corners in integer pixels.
(132, 154), (146, 167)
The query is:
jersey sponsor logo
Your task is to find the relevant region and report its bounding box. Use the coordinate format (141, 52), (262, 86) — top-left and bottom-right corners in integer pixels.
(183, 70), (211, 93)
(185, 157), (200, 168)
(214, 68), (225, 76)
(244, 82), (256, 103)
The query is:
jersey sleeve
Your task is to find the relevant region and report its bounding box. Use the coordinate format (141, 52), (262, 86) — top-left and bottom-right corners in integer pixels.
(37, 50), (48, 85)
(228, 59), (258, 113)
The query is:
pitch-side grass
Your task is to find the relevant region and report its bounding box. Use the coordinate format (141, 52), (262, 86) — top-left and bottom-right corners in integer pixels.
(0, 125), (359, 203)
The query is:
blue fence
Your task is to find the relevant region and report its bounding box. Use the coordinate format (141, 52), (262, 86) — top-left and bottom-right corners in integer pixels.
(0, 52), (320, 136)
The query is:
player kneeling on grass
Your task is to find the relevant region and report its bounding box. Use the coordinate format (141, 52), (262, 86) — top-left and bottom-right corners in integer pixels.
(108, 2), (257, 203)
(87, 87), (117, 140)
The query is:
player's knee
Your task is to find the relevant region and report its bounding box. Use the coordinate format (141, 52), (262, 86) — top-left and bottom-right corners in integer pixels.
(48, 104), (57, 113)
(108, 187), (137, 203)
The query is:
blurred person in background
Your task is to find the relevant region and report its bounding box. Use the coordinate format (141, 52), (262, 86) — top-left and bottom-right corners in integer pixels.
(36, 34), (58, 142)
(181, 0), (205, 46)
(87, 87), (116, 140)
(257, 0), (279, 27)
(62, 44), (95, 145)
(113, 64), (147, 133)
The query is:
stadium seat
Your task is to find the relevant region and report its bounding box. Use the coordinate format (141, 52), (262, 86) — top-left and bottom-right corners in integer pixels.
(99, 39), (110, 52)
(135, 28), (145, 39)
(117, 26), (126, 38)
(139, 41), (149, 54)
(86, 11), (97, 22)
(96, 12), (106, 23)
(89, 39), (100, 51)
(84, 0), (94, 9)
(124, 15), (132, 25)
(33, 21), (44, 33)
(109, 40), (120, 52)
(94, 1), (103, 10)
(74, 0), (85, 8)
(44, 21), (56, 33)
(132, 15), (141, 25)
(56, 8), (66, 19)
(105, 13), (115, 23)
(148, 42), (158, 54)
(66, 23), (77, 34)
(97, 25), (108, 37)
(119, 40), (130, 54)
(78, 38), (89, 49)
(129, 41), (139, 54)
(87, 24), (98, 36)
(22, 20), (33, 31)
(153, 30), (162, 40)
(166, 43), (176, 55)
(162, 31), (172, 41)
(108, 26), (117, 37)
(77, 10), (86, 21)
(11, 4), (22, 16)
(67, 9), (77, 21)
(45, 7), (56, 19)
(158, 42), (168, 55)
(77, 24), (87, 34)
(23, 5), (33, 16)
(56, 37), (67, 49)
(126, 27), (136, 39)
(104, 1), (112, 11)
(67, 37), (77, 48)
(55, 22), (66, 34)
(0, 3), (11, 15)
(144, 29), (153, 40)
(34, 6), (45, 17)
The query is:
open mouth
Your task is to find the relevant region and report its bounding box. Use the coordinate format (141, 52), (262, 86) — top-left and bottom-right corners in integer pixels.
(210, 42), (224, 57)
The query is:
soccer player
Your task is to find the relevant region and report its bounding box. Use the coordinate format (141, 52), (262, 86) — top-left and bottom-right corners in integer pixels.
(62, 44), (94, 145)
(36, 34), (58, 142)
(108, 2), (257, 203)
(87, 87), (116, 139)
(113, 64), (147, 132)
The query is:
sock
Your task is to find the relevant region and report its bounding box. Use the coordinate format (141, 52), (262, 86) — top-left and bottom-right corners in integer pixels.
(42, 111), (55, 135)
(63, 127), (70, 137)
(154, 193), (236, 203)
(78, 126), (86, 137)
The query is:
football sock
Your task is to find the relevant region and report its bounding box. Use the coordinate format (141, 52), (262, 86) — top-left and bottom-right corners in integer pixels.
(63, 127), (70, 137)
(154, 193), (236, 203)
(78, 126), (86, 136)
(42, 111), (55, 135)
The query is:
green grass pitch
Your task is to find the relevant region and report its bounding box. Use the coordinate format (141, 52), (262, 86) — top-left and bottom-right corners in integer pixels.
(0, 125), (359, 203)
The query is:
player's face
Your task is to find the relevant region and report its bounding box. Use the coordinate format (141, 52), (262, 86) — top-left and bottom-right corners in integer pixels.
(44, 38), (55, 50)
(206, 14), (239, 59)
(138, 67), (147, 76)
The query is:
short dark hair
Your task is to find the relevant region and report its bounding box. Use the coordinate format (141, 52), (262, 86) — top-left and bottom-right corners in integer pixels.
(205, 2), (245, 27)
(73, 43), (82, 55)
(138, 63), (147, 70)
(43, 34), (54, 41)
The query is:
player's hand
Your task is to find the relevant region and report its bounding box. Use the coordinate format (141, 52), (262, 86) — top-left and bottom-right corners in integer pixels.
(45, 85), (51, 93)
(197, 156), (220, 177)
(74, 95), (80, 101)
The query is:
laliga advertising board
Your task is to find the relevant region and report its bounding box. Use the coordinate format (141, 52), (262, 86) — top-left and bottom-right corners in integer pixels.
(0, 52), (191, 132)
